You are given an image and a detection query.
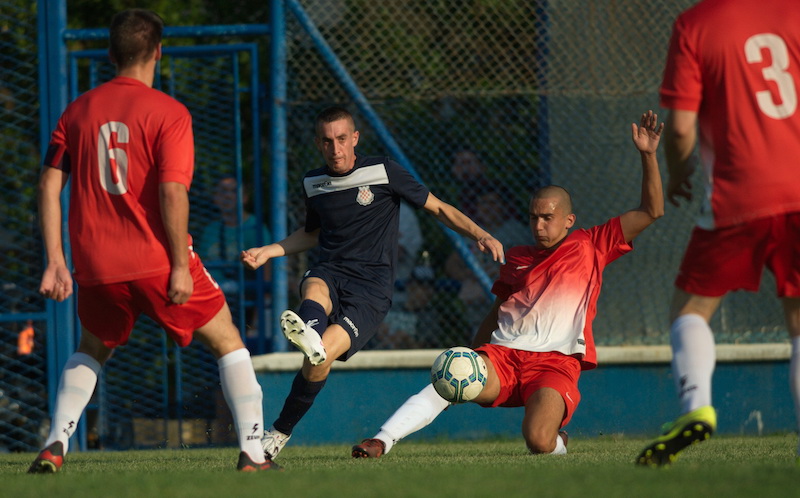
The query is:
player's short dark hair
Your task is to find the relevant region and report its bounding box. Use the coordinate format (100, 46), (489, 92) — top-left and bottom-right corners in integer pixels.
(109, 9), (164, 69)
(315, 106), (355, 134)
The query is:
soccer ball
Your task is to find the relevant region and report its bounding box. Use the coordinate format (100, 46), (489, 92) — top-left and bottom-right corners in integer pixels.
(430, 346), (487, 403)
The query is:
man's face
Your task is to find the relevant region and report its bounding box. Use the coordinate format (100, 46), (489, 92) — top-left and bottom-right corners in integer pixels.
(213, 177), (238, 213)
(529, 196), (575, 249)
(315, 118), (359, 174)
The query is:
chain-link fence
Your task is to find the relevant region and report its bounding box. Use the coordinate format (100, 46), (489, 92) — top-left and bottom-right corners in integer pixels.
(284, 0), (787, 349)
(2, 0), (792, 454)
(1, 2), (49, 453)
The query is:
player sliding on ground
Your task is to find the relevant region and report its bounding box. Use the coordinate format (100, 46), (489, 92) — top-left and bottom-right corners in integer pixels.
(241, 106), (504, 460)
(352, 111), (665, 458)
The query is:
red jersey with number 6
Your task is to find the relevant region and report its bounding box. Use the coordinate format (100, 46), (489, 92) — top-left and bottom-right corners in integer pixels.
(660, 0), (800, 229)
(44, 76), (195, 285)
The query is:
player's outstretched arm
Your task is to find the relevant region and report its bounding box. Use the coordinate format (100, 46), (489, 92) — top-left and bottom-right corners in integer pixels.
(663, 109), (698, 207)
(620, 110), (665, 243)
(241, 227), (319, 270)
(422, 193), (505, 263)
(37, 166), (73, 302)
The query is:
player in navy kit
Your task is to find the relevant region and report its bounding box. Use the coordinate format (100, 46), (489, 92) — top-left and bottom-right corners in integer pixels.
(242, 106), (504, 458)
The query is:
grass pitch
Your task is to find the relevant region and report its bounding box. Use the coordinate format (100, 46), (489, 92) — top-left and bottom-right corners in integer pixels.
(2, 435), (798, 497)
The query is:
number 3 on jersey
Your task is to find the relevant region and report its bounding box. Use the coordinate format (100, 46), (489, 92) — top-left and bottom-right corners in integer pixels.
(745, 33), (797, 120)
(98, 121), (130, 195)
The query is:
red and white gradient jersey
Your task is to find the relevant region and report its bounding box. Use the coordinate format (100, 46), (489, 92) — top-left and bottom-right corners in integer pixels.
(660, 0), (800, 229)
(490, 218), (631, 371)
(44, 77), (195, 285)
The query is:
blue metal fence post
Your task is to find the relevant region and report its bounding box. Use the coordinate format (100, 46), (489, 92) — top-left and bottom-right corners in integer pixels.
(269, 0), (289, 352)
(38, 0), (82, 450)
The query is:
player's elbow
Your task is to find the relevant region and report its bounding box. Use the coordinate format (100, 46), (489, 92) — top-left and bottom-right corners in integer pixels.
(647, 205), (665, 221)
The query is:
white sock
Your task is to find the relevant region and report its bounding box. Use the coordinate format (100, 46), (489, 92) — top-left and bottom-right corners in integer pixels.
(790, 336), (800, 456)
(218, 348), (265, 462)
(670, 314), (716, 413)
(375, 383), (450, 454)
(550, 433), (567, 455)
(45, 352), (102, 453)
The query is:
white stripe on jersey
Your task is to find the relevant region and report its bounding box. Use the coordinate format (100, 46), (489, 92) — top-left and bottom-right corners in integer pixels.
(304, 164), (389, 198)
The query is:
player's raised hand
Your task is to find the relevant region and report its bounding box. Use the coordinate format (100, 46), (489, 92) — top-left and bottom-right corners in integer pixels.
(241, 247), (270, 270)
(39, 263), (73, 302)
(477, 235), (505, 264)
(631, 110), (664, 154)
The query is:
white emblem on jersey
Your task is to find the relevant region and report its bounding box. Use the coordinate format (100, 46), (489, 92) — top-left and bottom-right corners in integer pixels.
(356, 185), (374, 206)
(516, 265), (530, 270)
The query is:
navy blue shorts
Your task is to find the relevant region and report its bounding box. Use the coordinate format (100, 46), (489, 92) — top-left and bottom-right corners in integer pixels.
(303, 265), (391, 360)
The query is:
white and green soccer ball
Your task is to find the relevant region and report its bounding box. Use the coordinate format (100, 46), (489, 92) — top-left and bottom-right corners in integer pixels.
(430, 346), (487, 403)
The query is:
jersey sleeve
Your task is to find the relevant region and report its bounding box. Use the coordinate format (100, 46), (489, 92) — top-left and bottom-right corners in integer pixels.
(588, 217), (632, 265)
(157, 107), (194, 188)
(660, 14), (703, 111)
(385, 159), (430, 208)
(43, 114), (71, 173)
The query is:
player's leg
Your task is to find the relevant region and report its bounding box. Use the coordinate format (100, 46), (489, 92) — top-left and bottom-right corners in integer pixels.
(636, 290), (721, 467)
(194, 303), (277, 469)
(782, 297), (800, 461)
(264, 324), (351, 456)
(28, 331), (112, 474)
(352, 346), (504, 458)
(279, 276), (333, 365)
(156, 254), (277, 470)
(30, 282), (134, 474)
(353, 383), (451, 458)
(669, 290), (722, 414)
(521, 388), (567, 454)
(517, 352), (580, 455)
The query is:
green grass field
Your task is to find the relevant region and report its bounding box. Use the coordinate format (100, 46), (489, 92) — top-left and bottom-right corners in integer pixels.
(2, 435), (798, 497)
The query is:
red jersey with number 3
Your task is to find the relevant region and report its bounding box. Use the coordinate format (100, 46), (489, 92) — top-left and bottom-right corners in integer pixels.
(660, 0), (800, 229)
(44, 77), (194, 285)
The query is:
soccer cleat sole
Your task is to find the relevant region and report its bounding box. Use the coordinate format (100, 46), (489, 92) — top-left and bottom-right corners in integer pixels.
(352, 439), (385, 459)
(237, 451), (283, 472)
(280, 310), (326, 366)
(636, 420), (714, 467)
(27, 460), (60, 474)
(27, 441), (64, 474)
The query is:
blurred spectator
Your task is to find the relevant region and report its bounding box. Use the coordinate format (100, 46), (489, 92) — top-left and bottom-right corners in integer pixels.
(445, 187), (530, 331)
(396, 201), (423, 286)
(450, 148), (488, 220)
(376, 255), (440, 349)
(198, 176), (271, 336)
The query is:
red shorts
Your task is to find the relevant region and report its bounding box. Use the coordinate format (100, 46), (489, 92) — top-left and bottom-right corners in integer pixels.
(77, 250), (226, 348)
(676, 213), (800, 297)
(475, 344), (582, 427)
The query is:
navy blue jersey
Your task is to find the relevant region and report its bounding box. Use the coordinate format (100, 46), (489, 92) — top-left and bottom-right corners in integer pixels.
(302, 155), (429, 296)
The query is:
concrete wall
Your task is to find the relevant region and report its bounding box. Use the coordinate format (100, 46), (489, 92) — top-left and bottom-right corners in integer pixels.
(253, 345), (793, 448)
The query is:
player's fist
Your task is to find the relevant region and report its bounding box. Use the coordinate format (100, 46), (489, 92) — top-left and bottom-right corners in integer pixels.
(39, 264), (73, 302)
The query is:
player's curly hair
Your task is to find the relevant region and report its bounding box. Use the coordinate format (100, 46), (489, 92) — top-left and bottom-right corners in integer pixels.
(109, 9), (164, 69)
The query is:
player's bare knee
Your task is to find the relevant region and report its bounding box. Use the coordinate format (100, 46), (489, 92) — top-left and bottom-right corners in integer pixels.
(524, 433), (557, 454)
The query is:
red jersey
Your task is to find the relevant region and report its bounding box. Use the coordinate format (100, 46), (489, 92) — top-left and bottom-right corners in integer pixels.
(660, 0), (800, 229)
(490, 217), (631, 370)
(44, 77), (195, 285)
